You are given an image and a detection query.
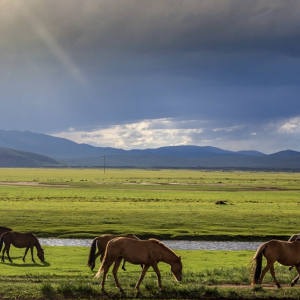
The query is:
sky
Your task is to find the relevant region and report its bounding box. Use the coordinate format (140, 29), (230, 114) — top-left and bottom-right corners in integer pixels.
(0, 0), (300, 154)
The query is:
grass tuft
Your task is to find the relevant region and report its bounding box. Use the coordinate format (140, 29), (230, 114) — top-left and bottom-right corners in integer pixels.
(40, 282), (56, 298)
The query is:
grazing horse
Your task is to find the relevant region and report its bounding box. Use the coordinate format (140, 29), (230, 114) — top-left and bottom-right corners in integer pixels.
(95, 237), (182, 292)
(0, 227), (12, 236)
(0, 231), (45, 263)
(87, 234), (140, 271)
(252, 239), (300, 288)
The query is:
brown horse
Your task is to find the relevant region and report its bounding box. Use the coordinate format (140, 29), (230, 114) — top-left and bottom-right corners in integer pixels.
(0, 226), (12, 236)
(87, 234), (140, 271)
(287, 233), (300, 271)
(252, 239), (300, 288)
(95, 237), (182, 292)
(0, 231), (45, 263)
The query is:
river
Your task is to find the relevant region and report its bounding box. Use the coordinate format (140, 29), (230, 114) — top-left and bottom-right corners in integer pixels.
(39, 238), (262, 251)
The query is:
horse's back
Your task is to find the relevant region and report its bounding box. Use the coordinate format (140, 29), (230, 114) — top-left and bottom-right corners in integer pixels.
(107, 238), (158, 264)
(0, 227), (12, 237)
(97, 234), (139, 249)
(263, 239), (300, 266)
(2, 231), (37, 248)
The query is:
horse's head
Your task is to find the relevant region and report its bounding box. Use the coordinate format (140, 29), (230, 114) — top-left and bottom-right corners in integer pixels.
(37, 248), (45, 262)
(171, 256), (182, 282)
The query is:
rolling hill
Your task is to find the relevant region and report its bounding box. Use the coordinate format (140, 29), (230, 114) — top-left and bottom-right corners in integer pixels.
(0, 148), (64, 167)
(0, 130), (300, 170)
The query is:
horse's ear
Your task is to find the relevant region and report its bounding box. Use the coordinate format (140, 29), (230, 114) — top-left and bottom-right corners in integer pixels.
(178, 256), (181, 261)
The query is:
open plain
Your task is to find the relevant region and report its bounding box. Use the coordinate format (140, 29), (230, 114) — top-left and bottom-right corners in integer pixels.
(1, 168), (300, 299)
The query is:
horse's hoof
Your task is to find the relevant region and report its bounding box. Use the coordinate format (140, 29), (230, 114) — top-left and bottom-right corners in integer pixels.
(276, 283), (281, 288)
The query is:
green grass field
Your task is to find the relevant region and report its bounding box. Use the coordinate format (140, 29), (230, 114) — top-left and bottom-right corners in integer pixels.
(1, 168), (300, 299)
(1, 246), (300, 299)
(0, 168), (300, 240)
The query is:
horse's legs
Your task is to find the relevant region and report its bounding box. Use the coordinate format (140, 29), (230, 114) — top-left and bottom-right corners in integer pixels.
(23, 247), (29, 262)
(259, 261), (273, 284)
(121, 259), (126, 271)
(30, 247), (35, 263)
(94, 248), (102, 260)
(152, 263), (163, 290)
(291, 265), (300, 287)
(1, 245), (6, 262)
(100, 259), (115, 291)
(112, 257), (123, 291)
(6, 245), (13, 263)
(135, 264), (150, 292)
(270, 265), (281, 288)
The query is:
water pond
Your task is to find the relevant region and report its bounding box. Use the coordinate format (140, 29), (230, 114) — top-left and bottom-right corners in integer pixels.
(39, 238), (262, 251)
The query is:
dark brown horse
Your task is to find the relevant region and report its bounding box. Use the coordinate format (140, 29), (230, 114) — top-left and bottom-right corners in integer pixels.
(0, 226), (12, 236)
(0, 231), (44, 263)
(87, 234), (140, 270)
(252, 239), (300, 288)
(95, 237), (182, 292)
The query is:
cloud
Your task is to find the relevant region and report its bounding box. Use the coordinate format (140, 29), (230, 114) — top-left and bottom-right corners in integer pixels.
(52, 118), (205, 149)
(0, 0), (300, 153)
(278, 117), (300, 133)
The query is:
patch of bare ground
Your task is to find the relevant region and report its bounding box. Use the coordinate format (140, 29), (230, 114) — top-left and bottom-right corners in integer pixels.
(0, 181), (70, 187)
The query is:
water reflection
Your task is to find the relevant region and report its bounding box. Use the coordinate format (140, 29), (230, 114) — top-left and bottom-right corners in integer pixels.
(39, 238), (261, 251)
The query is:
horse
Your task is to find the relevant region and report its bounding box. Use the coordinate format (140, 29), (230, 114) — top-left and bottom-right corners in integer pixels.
(95, 237), (182, 292)
(287, 233), (300, 270)
(87, 234), (140, 271)
(0, 226), (12, 236)
(0, 231), (45, 263)
(252, 239), (300, 288)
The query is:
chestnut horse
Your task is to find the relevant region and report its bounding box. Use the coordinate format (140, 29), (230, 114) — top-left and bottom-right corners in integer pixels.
(252, 239), (300, 288)
(87, 234), (140, 270)
(95, 237), (182, 292)
(0, 231), (44, 263)
(0, 226), (12, 236)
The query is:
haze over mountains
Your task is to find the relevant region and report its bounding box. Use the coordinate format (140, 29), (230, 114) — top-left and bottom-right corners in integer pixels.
(0, 130), (300, 170)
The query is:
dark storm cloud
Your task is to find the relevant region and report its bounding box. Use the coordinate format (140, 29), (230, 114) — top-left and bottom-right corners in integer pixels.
(0, 0), (300, 152)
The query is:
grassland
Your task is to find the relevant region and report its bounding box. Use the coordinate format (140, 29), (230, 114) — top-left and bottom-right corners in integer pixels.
(1, 246), (300, 299)
(1, 168), (300, 299)
(0, 168), (300, 240)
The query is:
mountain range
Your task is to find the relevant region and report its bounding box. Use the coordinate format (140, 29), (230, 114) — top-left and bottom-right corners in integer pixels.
(0, 130), (300, 170)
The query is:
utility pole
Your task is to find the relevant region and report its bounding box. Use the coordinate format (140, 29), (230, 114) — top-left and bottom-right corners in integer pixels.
(102, 155), (106, 173)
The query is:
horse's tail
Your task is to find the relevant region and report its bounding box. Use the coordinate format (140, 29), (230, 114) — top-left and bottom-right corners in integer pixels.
(94, 247), (109, 279)
(252, 243), (266, 285)
(87, 237), (98, 269)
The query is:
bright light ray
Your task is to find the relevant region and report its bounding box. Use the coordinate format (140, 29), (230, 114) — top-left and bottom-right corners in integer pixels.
(18, 2), (87, 86)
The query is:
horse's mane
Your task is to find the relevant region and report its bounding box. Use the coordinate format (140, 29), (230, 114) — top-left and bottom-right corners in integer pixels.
(149, 239), (180, 259)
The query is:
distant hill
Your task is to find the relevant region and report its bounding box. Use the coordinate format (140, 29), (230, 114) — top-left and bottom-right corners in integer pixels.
(0, 148), (63, 167)
(0, 130), (124, 159)
(0, 130), (265, 160)
(0, 130), (300, 170)
(268, 150), (300, 157)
